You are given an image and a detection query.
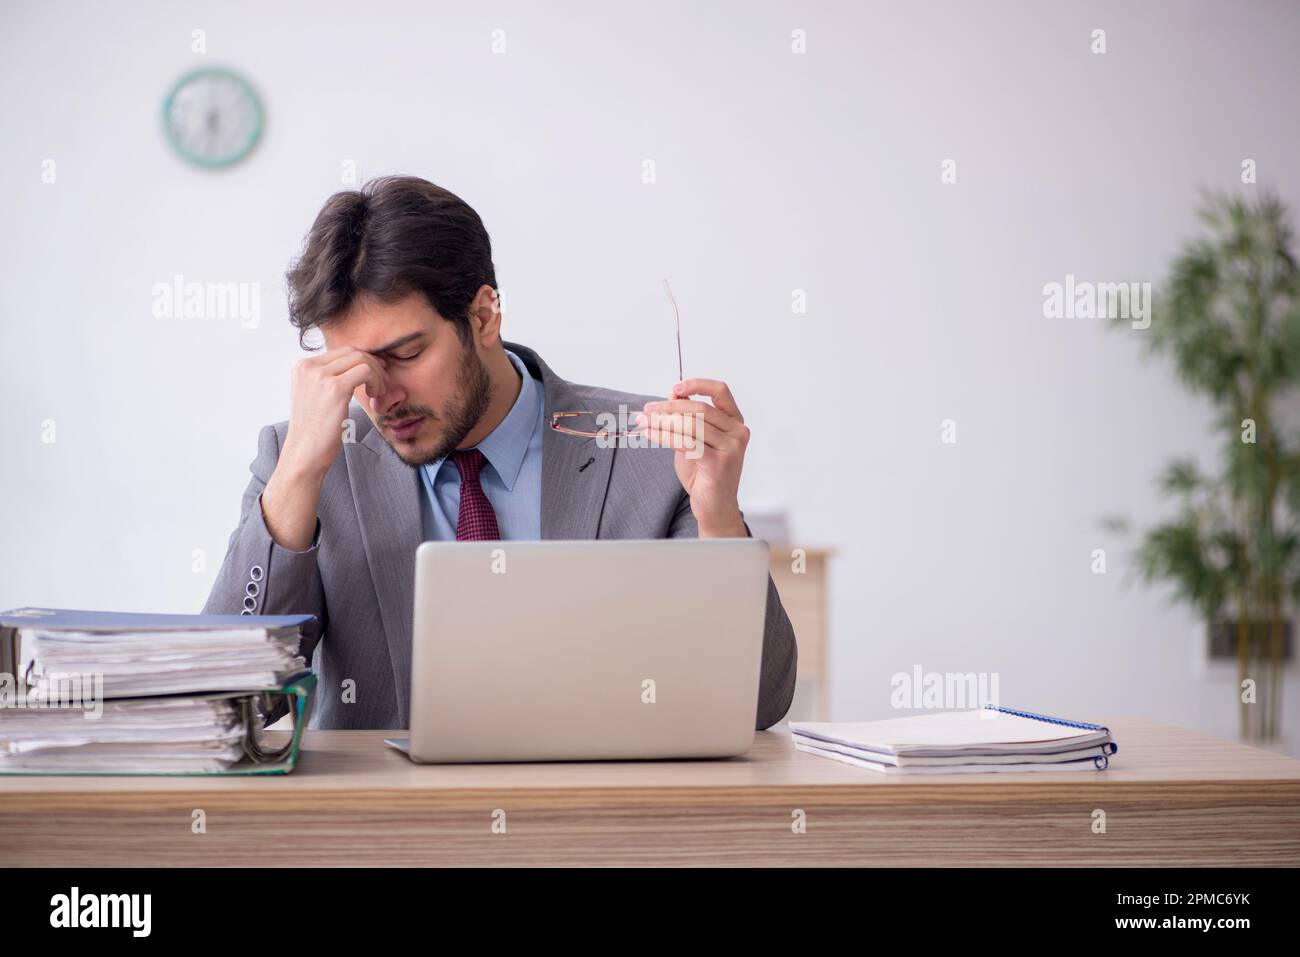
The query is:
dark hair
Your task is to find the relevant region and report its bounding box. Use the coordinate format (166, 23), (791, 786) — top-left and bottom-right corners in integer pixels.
(285, 175), (497, 348)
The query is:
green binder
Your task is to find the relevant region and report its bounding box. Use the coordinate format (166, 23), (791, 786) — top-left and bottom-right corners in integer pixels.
(220, 670), (318, 776)
(0, 671), (318, 777)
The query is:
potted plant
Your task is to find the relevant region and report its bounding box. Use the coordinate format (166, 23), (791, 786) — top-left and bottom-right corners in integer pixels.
(1107, 192), (1300, 744)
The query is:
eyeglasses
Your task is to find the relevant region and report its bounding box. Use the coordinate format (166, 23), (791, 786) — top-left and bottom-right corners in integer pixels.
(549, 279), (683, 440)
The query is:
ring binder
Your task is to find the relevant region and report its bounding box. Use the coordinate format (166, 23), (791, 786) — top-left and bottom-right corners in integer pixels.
(241, 674), (317, 765)
(1, 608), (320, 776)
(0, 671), (318, 777)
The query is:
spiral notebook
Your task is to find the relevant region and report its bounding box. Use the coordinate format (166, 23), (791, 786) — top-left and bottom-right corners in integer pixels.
(789, 706), (1118, 774)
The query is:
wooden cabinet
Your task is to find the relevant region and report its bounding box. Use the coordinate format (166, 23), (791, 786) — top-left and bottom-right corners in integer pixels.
(768, 545), (832, 721)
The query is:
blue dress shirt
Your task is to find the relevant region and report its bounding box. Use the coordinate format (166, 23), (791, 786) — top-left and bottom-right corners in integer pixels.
(418, 349), (544, 541)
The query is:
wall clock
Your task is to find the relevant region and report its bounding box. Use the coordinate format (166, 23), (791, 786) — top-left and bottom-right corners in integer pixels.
(162, 67), (263, 169)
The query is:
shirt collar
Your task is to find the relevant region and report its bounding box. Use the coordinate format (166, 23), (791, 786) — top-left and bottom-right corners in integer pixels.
(422, 349), (540, 491)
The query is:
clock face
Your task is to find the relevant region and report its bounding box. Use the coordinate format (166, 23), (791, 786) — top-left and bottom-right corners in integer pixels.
(163, 67), (263, 168)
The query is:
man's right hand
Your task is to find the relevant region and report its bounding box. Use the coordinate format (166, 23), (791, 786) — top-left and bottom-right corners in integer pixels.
(279, 347), (388, 480)
(261, 348), (388, 551)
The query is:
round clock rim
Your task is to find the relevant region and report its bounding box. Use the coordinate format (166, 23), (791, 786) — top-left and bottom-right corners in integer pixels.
(162, 66), (264, 169)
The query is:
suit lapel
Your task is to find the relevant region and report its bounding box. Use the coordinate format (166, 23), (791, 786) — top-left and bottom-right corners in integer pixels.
(350, 424), (422, 725)
(540, 418), (615, 539)
(512, 342), (616, 541)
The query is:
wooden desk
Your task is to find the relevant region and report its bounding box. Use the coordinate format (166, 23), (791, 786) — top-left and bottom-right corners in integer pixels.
(3, 718), (1297, 866)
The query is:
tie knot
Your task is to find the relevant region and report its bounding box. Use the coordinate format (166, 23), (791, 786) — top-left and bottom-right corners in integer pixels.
(451, 447), (488, 483)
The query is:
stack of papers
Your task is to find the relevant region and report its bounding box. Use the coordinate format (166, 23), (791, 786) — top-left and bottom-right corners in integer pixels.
(0, 696), (247, 772)
(21, 627), (305, 697)
(0, 608), (314, 774)
(790, 707), (1118, 774)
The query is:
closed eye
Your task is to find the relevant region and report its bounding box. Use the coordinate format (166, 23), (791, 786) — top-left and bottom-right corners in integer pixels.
(390, 350), (423, 362)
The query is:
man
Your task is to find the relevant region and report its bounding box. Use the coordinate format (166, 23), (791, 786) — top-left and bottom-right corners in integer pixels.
(203, 176), (797, 730)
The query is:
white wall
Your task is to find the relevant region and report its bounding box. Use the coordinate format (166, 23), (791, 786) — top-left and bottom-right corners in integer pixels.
(3, 0), (1298, 749)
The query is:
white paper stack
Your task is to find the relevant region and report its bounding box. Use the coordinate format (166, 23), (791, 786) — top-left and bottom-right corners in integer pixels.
(790, 707), (1118, 773)
(0, 696), (247, 772)
(20, 627), (306, 697)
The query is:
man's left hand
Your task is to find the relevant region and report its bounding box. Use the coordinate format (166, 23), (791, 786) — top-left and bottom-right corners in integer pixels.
(635, 378), (750, 538)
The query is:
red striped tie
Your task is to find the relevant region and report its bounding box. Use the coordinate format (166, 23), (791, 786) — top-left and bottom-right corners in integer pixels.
(452, 448), (501, 541)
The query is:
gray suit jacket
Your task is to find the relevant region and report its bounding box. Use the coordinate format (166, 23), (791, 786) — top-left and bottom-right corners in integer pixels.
(202, 342), (798, 730)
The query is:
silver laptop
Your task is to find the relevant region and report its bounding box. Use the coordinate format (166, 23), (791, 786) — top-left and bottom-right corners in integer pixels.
(385, 539), (769, 763)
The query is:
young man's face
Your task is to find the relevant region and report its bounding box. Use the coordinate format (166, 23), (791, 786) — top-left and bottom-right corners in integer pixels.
(322, 291), (492, 467)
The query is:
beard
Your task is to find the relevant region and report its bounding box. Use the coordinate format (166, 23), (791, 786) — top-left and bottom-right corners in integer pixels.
(383, 339), (493, 468)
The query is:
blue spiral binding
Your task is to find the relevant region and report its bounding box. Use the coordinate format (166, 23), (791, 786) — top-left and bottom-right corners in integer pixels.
(982, 704), (1109, 733)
